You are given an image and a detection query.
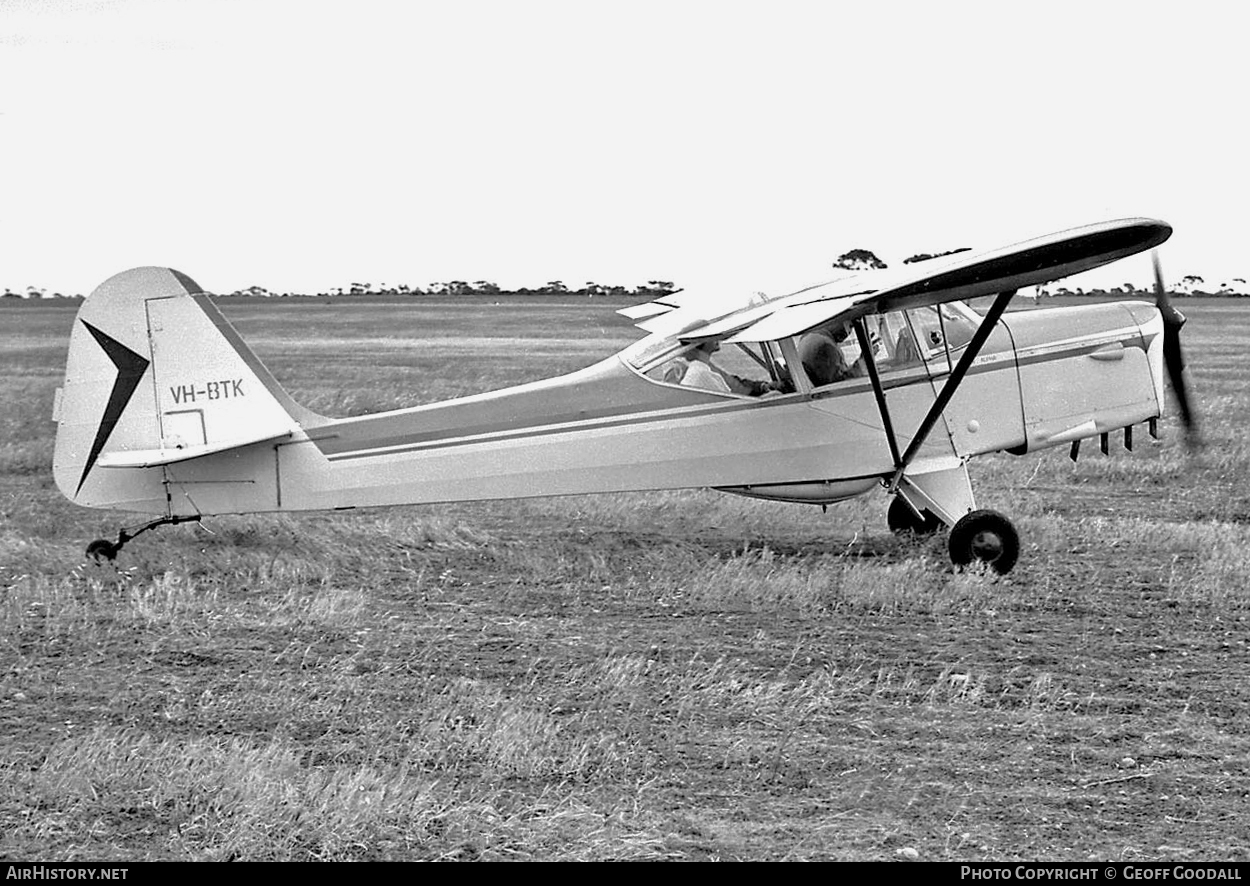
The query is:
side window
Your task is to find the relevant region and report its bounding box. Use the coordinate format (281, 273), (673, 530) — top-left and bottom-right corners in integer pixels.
(907, 306), (947, 361)
(903, 304), (979, 372)
(796, 322), (864, 388)
(869, 311), (923, 373)
(782, 303), (980, 388)
(647, 340), (794, 396)
(937, 303), (977, 351)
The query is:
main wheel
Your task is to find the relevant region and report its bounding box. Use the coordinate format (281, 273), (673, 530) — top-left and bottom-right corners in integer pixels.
(948, 509), (1019, 574)
(888, 496), (942, 535)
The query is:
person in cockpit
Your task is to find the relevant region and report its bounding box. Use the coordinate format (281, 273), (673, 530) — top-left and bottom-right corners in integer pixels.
(677, 341), (780, 396)
(798, 322), (856, 387)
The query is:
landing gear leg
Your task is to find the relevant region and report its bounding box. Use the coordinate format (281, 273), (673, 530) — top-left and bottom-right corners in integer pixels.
(948, 509), (1019, 574)
(86, 515), (200, 561)
(891, 460), (1021, 573)
(887, 495), (942, 535)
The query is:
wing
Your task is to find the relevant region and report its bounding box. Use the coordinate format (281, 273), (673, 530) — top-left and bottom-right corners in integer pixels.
(618, 218), (1172, 344)
(617, 277), (863, 339)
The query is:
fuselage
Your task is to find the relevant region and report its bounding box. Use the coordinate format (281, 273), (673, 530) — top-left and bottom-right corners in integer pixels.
(152, 298), (1164, 517)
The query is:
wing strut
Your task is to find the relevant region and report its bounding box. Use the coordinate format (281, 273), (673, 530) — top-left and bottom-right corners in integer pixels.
(852, 318), (902, 469)
(891, 289), (1017, 487)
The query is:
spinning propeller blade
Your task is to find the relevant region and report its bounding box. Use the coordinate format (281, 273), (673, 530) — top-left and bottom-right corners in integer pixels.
(1153, 251), (1197, 441)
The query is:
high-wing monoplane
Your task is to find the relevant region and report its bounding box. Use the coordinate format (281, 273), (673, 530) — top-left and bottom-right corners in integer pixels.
(52, 218), (1194, 573)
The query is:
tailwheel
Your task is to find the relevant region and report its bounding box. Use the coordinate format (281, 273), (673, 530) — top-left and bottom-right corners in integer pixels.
(887, 496), (942, 536)
(948, 509), (1019, 574)
(83, 515), (200, 562)
(86, 538), (123, 561)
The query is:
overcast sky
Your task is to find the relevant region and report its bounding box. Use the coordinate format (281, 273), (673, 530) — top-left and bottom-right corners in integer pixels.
(2, 0), (1245, 297)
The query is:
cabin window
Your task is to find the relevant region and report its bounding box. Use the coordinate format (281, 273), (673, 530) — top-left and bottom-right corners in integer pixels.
(938, 302), (978, 350)
(870, 311), (924, 372)
(646, 340), (794, 397)
(793, 304), (979, 388)
(903, 303), (979, 371)
(795, 312), (931, 387)
(907, 306), (946, 356)
(796, 321), (865, 387)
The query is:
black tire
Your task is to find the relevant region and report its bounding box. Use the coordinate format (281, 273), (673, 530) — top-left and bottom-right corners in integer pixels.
(887, 496), (942, 536)
(948, 509), (1019, 574)
(86, 539), (119, 561)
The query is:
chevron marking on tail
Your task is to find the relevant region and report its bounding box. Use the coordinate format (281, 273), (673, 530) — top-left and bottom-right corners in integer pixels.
(77, 321), (151, 494)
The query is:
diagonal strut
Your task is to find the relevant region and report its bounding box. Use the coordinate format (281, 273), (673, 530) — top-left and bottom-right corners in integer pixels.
(892, 289), (1017, 486)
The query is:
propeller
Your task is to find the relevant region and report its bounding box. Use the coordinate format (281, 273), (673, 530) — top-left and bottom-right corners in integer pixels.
(1152, 251), (1199, 444)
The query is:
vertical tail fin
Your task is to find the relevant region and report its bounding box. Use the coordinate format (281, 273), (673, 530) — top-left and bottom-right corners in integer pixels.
(53, 267), (315, 512)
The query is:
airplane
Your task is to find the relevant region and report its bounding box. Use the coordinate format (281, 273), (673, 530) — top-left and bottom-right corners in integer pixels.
(51, 217), (1195, 574)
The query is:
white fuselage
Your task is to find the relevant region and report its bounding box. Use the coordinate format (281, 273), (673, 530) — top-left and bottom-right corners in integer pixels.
(150, 301), (1163, 518)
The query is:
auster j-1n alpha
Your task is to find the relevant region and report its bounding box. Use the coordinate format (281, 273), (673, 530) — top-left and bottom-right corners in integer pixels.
(52, 218), (1196, 573)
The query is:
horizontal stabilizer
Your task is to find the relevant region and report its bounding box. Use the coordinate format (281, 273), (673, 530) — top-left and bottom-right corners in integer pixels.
(616, 301), (677, 321)
(97, 430), (293, 468)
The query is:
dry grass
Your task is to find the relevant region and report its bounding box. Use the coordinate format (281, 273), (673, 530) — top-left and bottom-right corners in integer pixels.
(2, 295), (1250, 860)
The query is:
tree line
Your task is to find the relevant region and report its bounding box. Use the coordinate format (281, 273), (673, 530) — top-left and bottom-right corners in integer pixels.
(7, 253), (1247, 298)
(310, 280), (680, 299)
(2, 280), (680, 300)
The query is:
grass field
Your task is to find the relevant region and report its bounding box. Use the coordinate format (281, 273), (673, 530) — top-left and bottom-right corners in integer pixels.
(2, 293), (1249, 861)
